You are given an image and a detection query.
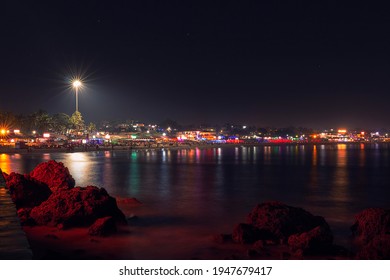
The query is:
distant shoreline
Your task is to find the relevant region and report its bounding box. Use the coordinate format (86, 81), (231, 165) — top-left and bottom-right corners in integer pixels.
(0, 141), (388, 155)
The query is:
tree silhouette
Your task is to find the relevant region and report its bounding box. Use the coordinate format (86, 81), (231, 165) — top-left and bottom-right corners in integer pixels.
(70, 111), (85, 132)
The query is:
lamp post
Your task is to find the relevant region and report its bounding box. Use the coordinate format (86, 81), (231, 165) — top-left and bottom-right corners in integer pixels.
(72, 80), (82, 112)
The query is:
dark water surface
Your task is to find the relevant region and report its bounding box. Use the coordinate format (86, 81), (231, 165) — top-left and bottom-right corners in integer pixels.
(2, 143), (390, 247)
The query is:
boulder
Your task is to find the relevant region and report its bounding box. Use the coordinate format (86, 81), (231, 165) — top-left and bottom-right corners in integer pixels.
(17, 208), (35, 226)
(5, 172), (52, 209)
(88, 216), (117, 236)
(288, 224), (333, 255)
(351, 208), (390, 244)
(351, 208), (390, 259)
(30, 160), (75, 192)
(246, 201), (329, 241)
(30, 185), (126, 229)
(252, 240), (265, 250)
(355, 234), (390, 260)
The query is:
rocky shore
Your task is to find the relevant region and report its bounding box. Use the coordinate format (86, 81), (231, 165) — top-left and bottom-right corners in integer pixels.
(2, 160), (389, 259)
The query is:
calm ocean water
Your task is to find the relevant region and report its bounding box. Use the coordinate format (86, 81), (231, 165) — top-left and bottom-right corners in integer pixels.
(2, 143), (390, 246)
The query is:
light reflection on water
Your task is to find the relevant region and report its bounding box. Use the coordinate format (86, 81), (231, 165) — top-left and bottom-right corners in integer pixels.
(2, 144), (390, 242)
(0, 153), (11, 174)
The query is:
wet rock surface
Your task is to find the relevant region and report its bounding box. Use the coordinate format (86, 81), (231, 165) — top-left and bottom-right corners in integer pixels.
(3, 161), (127, 234)
(5, 172), (51, 209)
(288, 224), (333, 255)
(216, 201), (340, 259)
(88, 216), (117, 236)
(29, 160), (75, 192)
(30, 186), (126, 228)
(351, 208), (390, 259)
(246, 201), (330, 241)
(351, 208), (390, 243)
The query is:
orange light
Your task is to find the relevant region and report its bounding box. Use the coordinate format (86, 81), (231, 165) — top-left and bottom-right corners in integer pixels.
(361, 131), (365, 135)
(338, 129), (347, 134)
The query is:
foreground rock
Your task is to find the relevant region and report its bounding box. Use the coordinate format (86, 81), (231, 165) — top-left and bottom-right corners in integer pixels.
(30, 186), (126, 229)
(288, 224), (333, 255)
(246, 201), (331, 242)
(17, 208), (35, 225)
(351, 208), (390, 243)
(351, 208), (390, 259)
(225, 201), (334, 257)
(88, 216), (117, 236)
(4, 161), (127, 231)
(5, 172), (51, 209)
(30, 160), (75, 192)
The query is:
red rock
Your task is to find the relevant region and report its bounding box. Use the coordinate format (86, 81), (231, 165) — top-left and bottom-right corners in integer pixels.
(351, 208), (390, 244)
(246, 201), (329, 240)
(350, 208), (390, 259)
(88, 216), (117, 236)
(17, 208), (35, 225)
(355, 234), (390, 260)
(30, 186), (126, 228)
(5, 172), (52, 209)
(288, 224), (333, 255)
(30, 160), (75, 192)
(252, 240), (265, 250)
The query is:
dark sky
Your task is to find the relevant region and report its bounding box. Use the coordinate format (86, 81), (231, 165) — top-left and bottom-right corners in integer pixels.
(1, 1), (390, 129)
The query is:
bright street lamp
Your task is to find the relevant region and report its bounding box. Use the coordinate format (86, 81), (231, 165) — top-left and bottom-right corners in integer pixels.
(72, 80), (82, 112)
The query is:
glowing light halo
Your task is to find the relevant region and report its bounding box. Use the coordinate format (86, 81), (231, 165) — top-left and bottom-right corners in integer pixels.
(72, 79), (82, 88)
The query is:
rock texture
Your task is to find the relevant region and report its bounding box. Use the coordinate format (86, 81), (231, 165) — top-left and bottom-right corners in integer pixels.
(288, 224), (333, 255)
(351, 208), (390, 259)
(5, 172), (51, 209)
(88, 216), (117, 236)
(3, 160), (127, 232)
(29, 160), (75, 192)
(351, 208), (390, 243)
(246, 201), (330, 241)
(17, 208), (35, 226)
(229, 201), (334, 257)
(30, 186), (126, 229)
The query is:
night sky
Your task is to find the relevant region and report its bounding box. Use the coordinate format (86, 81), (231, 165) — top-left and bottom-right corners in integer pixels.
(1, 1), (390, 129)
